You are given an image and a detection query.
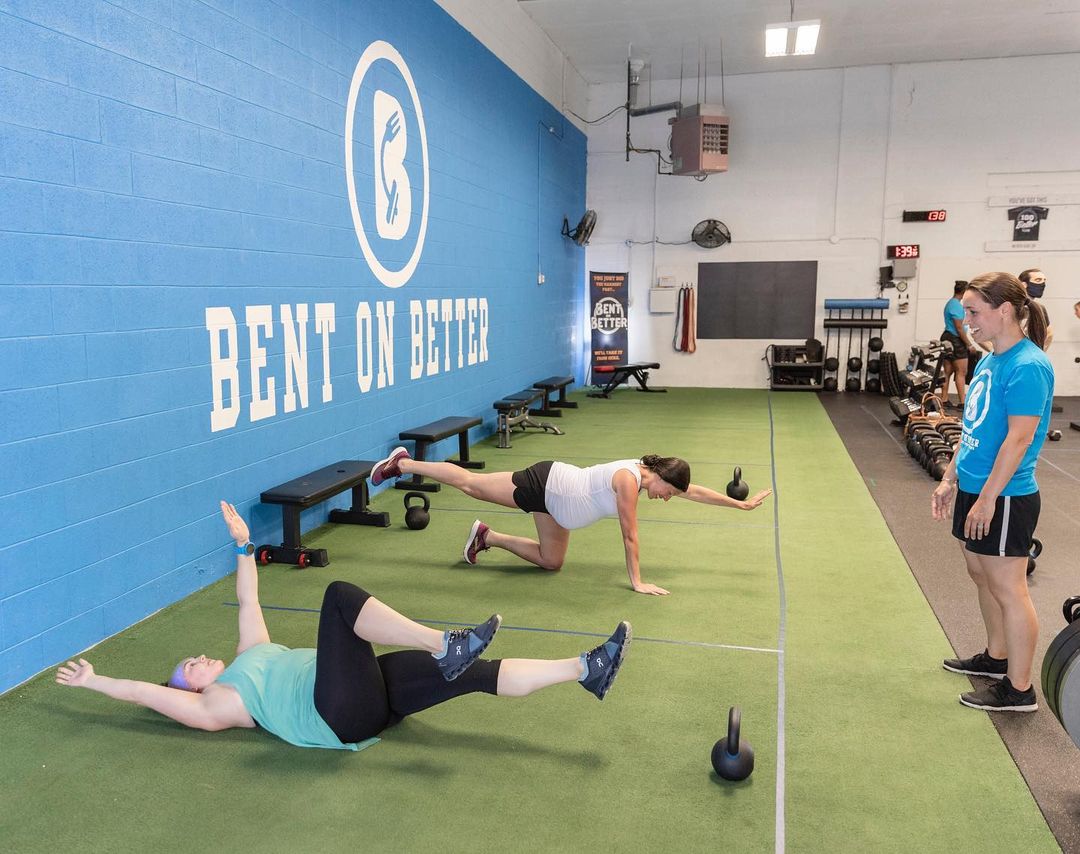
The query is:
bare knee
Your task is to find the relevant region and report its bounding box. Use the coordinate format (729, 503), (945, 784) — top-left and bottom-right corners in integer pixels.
(538, 555), (564, 572)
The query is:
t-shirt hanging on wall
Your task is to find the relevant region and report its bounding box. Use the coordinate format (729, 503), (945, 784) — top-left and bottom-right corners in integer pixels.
(1007, 206), (1049, 241)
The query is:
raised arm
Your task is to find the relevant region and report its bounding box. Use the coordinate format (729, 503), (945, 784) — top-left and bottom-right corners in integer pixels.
(613, 470), (669, 595)
(221, 501), (270, 654)
(680, 483), (772, 510)
(55, 659), (236, 731)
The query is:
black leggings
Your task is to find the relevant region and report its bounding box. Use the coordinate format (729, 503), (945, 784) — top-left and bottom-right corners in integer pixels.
(312, 581), (501, 744)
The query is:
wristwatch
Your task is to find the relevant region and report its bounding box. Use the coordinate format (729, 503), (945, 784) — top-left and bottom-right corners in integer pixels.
(235, 541), (255, 556)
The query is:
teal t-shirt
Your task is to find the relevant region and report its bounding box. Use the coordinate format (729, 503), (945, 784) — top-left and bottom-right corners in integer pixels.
(955, 337), (1054, 496)
(217, 643), (379, 752)
(943, 298), (964, 338)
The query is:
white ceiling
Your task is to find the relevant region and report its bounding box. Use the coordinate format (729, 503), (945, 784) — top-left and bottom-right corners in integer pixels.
(516, 0), (1080, 84)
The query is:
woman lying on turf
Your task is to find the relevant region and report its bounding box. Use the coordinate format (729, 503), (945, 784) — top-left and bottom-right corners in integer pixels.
(54, 502), (631, 751)
(371, 451), (772, 596)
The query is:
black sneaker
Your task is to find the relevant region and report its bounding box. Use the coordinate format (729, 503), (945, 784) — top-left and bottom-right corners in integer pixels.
(579, 621), (632, 701)
(959, 676), (1038, 712)
(434, 614), (501, 681)
(942, 650), (1008, 679)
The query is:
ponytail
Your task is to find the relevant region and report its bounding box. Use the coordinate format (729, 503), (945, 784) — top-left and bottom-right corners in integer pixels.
(965, 272), (1048, 351)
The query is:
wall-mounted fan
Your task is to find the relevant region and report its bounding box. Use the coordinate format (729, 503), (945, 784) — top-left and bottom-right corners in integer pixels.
(562, 209), (597, 246)
(691, 219), (731, 249)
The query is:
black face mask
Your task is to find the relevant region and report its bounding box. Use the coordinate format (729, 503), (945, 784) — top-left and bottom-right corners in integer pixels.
(1026, 283), (1046, 298)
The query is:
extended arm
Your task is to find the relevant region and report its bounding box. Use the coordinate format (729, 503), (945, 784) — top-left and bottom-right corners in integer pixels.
(680, 483), (772, 510)
(55, 659), (234, 731)
(613, 471), (668, 595)
(221, 501), (270, 654)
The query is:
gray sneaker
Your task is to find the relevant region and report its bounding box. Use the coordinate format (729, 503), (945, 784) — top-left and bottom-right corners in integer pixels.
(579, 622), (632, 701)
(434, 614), (502, 681)
(942, 650), (1008, 679)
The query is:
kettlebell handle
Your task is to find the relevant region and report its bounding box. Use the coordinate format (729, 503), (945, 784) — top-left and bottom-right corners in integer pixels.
(726, 706), (741, 755)
(1063, 595), (1080, 625)
(404, 491), (430, 511)
(732, 467), (742, 485)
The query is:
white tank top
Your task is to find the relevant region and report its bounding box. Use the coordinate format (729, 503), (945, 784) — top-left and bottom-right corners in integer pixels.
(544, 459), (641, 530)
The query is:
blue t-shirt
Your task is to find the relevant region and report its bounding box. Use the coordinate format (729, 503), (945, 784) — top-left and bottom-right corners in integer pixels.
(943, 298), (964, 338)
(955, 337), (1054, 495)
(217, 643), (379, 752)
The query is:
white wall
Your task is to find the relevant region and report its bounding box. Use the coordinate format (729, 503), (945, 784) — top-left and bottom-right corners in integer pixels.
(584, 54), (1080, 395)
(435, 0), (590, 131)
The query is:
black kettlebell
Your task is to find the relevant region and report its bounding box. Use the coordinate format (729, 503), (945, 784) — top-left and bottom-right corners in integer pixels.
(1062, 596), (1080, 625)
(403, 492), (430, 530)
(726, 467), (749, 501)
(711, 706), (754, 781)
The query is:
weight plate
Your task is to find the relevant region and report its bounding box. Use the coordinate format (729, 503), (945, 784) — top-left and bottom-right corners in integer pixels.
(1041, 620), (1080, 721)
(1057, 653), (1080, 749)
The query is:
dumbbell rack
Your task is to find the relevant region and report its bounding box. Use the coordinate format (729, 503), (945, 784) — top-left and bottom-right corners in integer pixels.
(822, 298), (889, 392)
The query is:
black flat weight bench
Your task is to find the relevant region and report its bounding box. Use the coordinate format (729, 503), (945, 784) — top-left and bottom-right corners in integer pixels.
(259, 460), (389, 567)
(494, 388), (564, 449)
(533, 375), (577, 417)
(396, 416), (485, 493)
(588, 362), (666, 398)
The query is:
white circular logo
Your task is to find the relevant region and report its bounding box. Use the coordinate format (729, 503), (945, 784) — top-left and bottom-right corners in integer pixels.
(344, 41), (429, 289)
(591, 298), (627, 335)
(965, 369), (993, 430)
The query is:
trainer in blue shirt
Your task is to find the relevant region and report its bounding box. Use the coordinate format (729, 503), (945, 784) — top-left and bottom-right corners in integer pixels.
(931, 272), (1053, 715)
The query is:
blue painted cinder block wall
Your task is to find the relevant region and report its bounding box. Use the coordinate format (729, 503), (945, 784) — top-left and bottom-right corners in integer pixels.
(0, 0), (587, 693)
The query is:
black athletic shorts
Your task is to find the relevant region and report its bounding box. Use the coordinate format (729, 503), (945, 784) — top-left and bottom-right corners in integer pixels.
(940, 331), (969, 362)
(951, 489), (1040, 557)
(511, 461), (552, 514)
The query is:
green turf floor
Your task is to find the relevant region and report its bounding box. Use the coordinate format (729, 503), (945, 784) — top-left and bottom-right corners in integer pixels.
(0, 389), (1057, 853)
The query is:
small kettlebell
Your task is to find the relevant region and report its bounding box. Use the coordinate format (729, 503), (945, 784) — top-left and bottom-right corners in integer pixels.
(403, 492), (430, 530)
(711, 706), (754, 782)
(726, 467), (749, 501)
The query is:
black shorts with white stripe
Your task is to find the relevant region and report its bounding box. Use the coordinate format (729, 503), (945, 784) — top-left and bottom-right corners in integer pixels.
(951, 489), (1040, 557)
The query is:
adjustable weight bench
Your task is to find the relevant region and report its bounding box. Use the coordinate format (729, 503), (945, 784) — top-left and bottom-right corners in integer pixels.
(395, 416), (485, 493)
(259, 460), (390, 568)
(533, 375), (577, 417)
(588, 362), (665, 398)
(493, 388), (564, 449)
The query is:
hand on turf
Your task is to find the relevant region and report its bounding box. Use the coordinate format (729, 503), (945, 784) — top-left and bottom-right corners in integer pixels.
(56, 658), (94, 688)
(963, 498), (995, 540)
(633, 582), (670, 596)
(931, 481), (956, 521)
(740, 489), (772, 510)
(220, 500), (250, 546)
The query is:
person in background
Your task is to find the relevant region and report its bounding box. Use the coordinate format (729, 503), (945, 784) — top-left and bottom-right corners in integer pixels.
(932, 273), (1053, 714)
(940, 280), (971, 409)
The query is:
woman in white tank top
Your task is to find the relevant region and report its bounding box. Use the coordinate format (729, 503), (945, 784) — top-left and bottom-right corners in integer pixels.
(370, 449), (771, 595)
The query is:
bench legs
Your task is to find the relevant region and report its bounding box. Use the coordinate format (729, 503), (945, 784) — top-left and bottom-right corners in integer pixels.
(328, 482), (391, 527)
(550, 387), (577, 409)
(534, 388), (563, 418)
(496, 407), (563, 449)
(258, 505), (330, 568)
(260, 483), (389, 568)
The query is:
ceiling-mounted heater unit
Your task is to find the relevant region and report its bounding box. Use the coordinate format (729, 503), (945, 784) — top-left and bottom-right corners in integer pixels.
(669, 104), (729, 176)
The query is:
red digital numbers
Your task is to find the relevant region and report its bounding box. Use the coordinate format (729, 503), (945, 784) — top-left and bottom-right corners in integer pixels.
(887, 244), (920, 259)
(927, 210), (946, 222)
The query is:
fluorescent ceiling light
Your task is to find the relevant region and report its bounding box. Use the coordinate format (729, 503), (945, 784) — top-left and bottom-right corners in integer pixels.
(764, 19), (821, 57)
(793, 21), (820, 55)
(764, 26), (788, 57)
